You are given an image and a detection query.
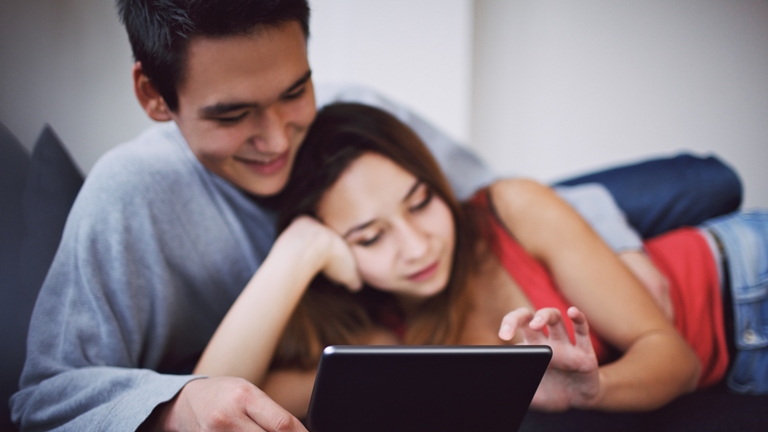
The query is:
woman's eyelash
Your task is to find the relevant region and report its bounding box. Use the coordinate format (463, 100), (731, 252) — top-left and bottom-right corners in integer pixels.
(410, 188), (433, 212)
(358, 232), (382, 247)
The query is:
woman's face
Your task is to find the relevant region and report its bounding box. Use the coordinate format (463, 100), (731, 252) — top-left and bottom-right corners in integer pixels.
(316, 152), (456, 304)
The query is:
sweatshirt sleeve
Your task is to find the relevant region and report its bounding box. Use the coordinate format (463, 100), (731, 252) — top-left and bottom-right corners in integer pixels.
(10, 134), (253, 431)
(554, 183), (643, 252)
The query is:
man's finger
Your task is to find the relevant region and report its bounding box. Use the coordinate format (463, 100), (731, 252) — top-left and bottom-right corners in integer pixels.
(244, 390), (308, 432)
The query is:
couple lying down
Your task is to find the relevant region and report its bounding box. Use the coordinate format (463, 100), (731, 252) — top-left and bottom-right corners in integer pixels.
(194, 103), (768, 417)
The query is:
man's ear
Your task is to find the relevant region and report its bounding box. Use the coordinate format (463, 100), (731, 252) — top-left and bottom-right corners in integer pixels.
(133, 62), (173, 122)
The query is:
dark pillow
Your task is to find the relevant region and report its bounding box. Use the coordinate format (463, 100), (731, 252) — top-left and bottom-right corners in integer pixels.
(0, 125), (83, 431)
(19, 125), (84, 297)
(0, 121), (30, 432)
(0, 121), (30, 286)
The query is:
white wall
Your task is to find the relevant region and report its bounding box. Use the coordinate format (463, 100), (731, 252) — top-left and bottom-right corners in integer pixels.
(472, 0), (768, 207)
(2, 0), (766, 207)
(0, 0), (152, 173)
(0, 0), (472, 173)
(309, 0), (473, 144)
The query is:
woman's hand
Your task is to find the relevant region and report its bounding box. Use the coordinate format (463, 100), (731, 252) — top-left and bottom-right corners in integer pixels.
(194, 216), (361, 385)
(281, 216), (362, 291)
(499, 307), (600, 411)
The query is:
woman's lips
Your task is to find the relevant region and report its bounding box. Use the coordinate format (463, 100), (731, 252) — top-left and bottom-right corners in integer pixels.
(236, 152), (289, 176)
(407, 260), (440, 282)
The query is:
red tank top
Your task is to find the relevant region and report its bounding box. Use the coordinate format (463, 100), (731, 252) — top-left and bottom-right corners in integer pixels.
(476, 190), (729, 388)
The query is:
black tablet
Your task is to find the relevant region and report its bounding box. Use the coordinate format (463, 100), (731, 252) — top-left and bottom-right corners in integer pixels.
(305, 345), (552, 432)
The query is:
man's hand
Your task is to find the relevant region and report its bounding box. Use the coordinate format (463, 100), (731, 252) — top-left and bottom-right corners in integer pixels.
(619, 250), (674, 320)
(499, 307), (600, 411)
(143, 377), (309, 432)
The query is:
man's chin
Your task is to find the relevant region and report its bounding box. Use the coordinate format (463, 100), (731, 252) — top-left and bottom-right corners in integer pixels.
(234, 175), (290, 199)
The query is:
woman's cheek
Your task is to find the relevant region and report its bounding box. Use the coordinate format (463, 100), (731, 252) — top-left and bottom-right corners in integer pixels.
(355, 251), (394, 290)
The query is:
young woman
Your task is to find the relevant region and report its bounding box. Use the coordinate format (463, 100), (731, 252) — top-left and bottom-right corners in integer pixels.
(194, 103), (768, 417)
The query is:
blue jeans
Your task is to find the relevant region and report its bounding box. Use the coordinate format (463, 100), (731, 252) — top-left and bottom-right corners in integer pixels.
(557, 154), (743, 238)
(702, 211), (768, 394)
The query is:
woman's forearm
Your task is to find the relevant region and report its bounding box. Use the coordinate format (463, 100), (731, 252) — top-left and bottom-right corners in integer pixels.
(194, 218), (338, 385)
(262, 369), (318, 419)
(591, 329), (700, 411)
(491, 179), (701, 411)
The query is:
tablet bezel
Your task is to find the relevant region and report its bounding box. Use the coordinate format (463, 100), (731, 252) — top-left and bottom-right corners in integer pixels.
(305, 345), (552, 432)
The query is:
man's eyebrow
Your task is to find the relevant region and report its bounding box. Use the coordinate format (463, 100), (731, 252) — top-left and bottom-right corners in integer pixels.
(200, 102), (253, 117)
(342, 180), (422, 239)
(283, 69), (312, 95)
(199, 69), (312, 117)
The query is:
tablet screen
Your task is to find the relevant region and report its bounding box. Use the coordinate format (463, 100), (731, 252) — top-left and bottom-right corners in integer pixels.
(306, 345), (551, 432)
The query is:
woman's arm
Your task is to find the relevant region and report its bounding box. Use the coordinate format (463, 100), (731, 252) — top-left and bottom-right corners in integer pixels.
(262, 328), (400, 418)
(194, 216), (361, 386)
(618, 250), (673, 320)
(490, 179), (700, 411)
(262, 369), (318, 419)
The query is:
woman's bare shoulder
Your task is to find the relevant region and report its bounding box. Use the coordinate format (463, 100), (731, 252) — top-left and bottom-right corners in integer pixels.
(489, 178), (569, 229)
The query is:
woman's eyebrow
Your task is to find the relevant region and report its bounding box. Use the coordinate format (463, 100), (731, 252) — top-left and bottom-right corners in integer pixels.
(343, 220), (376, 239)
(403, 180), (422, 201)
(342, 180), (422, 239)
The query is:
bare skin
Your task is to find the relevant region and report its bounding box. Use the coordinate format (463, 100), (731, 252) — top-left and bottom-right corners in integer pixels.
(124, 6), (673, 429)
(619, 250), (674, 320)
(194, 155), (700, 417)
(490, 179), (699, 410)
(141, 377), (306, 432)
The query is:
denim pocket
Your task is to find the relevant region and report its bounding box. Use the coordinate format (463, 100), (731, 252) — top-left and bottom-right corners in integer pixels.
(706, 211), (768, 349)
(732, 284), (768, 350)
(705, 211), (768, 394)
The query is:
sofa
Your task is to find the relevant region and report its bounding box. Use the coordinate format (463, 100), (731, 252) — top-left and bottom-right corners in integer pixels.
(2, 120), (768, 431)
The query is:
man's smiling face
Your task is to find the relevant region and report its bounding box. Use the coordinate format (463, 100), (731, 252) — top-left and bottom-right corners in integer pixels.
(169, 21), (316, 196)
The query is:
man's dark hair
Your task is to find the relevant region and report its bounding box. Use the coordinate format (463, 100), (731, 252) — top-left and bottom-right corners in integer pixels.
(116, 0), (310, 111)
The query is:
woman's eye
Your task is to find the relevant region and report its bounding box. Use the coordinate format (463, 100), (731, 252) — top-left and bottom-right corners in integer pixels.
(357, 232), (382, 247)
(409, 188), (433, 212)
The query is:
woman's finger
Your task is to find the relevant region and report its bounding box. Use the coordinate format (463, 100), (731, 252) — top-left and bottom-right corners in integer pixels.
(498, 307), (533, 341)
(323, 229), (363, 291)
(531, 308), (570, 343)
(520, 310), (551, 345)
(567, 307), (593, 352)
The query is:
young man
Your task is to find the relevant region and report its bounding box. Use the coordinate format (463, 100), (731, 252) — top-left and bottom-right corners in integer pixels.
(10, 0), (741, 431)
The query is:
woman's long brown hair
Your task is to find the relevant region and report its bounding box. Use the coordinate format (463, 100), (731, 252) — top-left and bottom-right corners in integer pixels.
(270, 103), (484, 370)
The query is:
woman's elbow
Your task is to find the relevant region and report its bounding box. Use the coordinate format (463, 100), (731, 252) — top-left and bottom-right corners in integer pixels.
(682, 351), (702, 394)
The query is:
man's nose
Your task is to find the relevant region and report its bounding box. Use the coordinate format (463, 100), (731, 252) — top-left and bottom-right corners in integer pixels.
(250, 105), (289, 153)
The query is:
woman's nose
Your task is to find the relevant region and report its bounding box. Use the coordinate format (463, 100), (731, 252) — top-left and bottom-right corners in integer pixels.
(396, 222), (429, 261)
